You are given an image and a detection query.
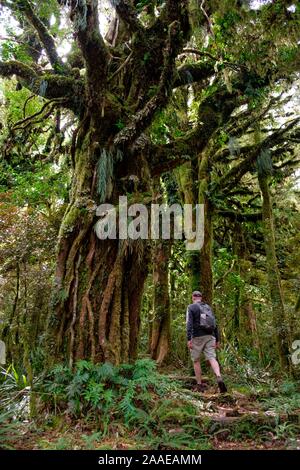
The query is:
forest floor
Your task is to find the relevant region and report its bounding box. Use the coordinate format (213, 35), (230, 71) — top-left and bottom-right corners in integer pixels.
(8, 367), (300, 451)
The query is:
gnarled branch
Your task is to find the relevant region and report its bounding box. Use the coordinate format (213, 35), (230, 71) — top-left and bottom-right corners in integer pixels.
(156, 0), (190, 35)
(70, 0), (110, 100)
(173, 60), (215, 88)
(0, 60), (84, 112)
(214, 118), (300, 193)
(114, 20), (187, 146)
(13, 0), (65, 72)
(115, 0), (145, 35)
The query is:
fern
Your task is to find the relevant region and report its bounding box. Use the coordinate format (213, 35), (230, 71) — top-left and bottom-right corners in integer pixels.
(132, 358), (157, 379)
(95, 362), (118, 383)
(76, 360), (94, 372)
(83, 382), (105, 408)
(41, 359), (174, 429)
(117, 383), (138, 426)
(82, 432), (102, 450)
(0, 410), (20, 450)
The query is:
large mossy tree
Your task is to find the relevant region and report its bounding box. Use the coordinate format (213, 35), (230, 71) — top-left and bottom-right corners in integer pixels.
(1, 0), (194, 364)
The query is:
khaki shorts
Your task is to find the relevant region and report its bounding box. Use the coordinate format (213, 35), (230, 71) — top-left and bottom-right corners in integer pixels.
(190, 335), (216, 362)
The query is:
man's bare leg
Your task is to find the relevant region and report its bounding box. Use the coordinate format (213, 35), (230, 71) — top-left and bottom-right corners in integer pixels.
(208, 358), (221, 377)
(193, 360), (202, 384)
(208, 358), (227, 393)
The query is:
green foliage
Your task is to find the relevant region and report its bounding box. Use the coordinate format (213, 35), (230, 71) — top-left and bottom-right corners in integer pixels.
(38, 436), (75, 450)
(0, 364), (32, 420)
(81, 431), (103, 450)
(272, 422), (300, 440)
(142, 52), (151, 64)
(41, 359), (173, 431)
(145, 427), (212, 451)
(0, 40), (32, 64)
(0, 160), (69, 207)
(228, 417), (263, 441)
(0, 363), (27, 390)
(151, 399), (195, 424)
(136, 0), (151, 10)
(260, 393), (300, 415)
(115, 119), (125, 130)
(0, 410), (20, 450)
(2, 84), (42, 124)
(39, 358), (218, 449)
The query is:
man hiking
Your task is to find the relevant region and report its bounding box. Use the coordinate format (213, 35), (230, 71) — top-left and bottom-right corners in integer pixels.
(186, 291), (227, 393)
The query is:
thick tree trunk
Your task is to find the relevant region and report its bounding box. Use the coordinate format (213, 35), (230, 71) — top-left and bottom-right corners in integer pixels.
(48, 118), (150, 365)
(232, 223), (262, 354)
(242, 300), (261, 354)
(199, 200), (213, 305)
(150, 240), (171, 365)
(258, 173), (290, 371)
(176, 155), (213, 304)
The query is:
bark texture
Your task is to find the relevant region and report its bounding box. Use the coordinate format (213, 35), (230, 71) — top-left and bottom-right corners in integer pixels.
(258, 173), (290, 370)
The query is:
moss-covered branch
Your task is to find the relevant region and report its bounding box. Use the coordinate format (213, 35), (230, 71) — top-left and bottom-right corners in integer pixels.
(155, 0), (190, 36)
(0, 60), (84, 112)
(217, 210), (262, 222)
(150, 83), (243, 176)
(116, 0), (145, 35)
(214, 118), (300, 193)
(0, 59), (37, 82)
(69, 0), (110, 102)
(114, 20), (186, 146)
(173, 61), (215, 88)
(13, 0), (65, 72)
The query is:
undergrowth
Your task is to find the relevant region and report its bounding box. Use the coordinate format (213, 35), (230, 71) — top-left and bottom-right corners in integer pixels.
(38, 358), (211, 450)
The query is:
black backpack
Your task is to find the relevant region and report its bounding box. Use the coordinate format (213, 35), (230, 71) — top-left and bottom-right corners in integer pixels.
(196, 303), (216, 334)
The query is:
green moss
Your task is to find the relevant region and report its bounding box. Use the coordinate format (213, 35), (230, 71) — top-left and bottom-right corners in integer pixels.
(58, 205), (82, 237)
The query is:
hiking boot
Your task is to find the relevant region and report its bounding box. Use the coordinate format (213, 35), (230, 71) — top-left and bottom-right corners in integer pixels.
(217, 379), (227, 394)
(194, 383), (207, 393)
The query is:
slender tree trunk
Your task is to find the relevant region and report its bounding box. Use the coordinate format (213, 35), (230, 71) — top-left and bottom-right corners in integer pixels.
(199, 200), (213, 305)
(232, 223), (262, 354)
(150, 240), (171, 365)
(232, 283), (241, 347)
(176, 163), (201, 291)
(198, 152), (213, 305)
(258, 173), (290, 370)
(291, 293), (300, 345)
(2, 263), (20, 363)
(242, 300), (261, 354)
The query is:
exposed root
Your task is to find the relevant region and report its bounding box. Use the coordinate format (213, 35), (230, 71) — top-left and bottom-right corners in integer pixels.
(69, 253), (82, 367)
